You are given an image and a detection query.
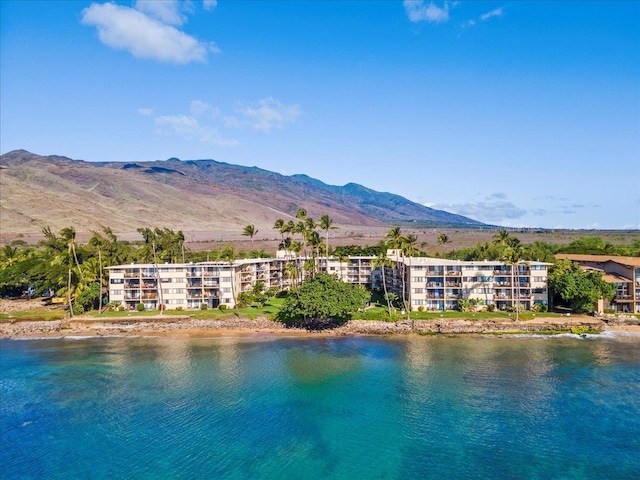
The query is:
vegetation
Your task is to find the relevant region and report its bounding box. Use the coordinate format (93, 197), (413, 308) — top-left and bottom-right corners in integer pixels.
(548, 259), (615, 313)
(277, 272), (370, 328)
(1, 217), (637, 319)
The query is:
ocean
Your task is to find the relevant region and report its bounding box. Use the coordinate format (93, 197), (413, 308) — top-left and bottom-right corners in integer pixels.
(1, 334), (639, 479)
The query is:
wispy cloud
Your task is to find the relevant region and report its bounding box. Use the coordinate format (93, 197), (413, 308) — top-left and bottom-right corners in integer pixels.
(190, 100), (219, 118)
(225, 97), (302, 133)
(134, 0), (187, 26)
(203, 0), (217, 11)
(431, 197), (527, 224)
(81, 2), (218, 64)
(154, 114), (238, 146)
(480, 7), (503, 21)
(403, 1), (450, 23)
(137, 107), (154, 116)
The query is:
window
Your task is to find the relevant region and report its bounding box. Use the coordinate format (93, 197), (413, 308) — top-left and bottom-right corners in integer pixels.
(111, 290), (123, 296)
(110, 278), (124, 284)
(412, 288), (424, 294)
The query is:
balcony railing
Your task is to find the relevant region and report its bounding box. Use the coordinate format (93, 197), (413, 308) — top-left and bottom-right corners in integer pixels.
(445, 271), (462, 276)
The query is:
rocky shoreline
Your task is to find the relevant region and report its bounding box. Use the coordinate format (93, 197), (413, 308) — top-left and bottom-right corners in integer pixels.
(2, 314), (637, 340)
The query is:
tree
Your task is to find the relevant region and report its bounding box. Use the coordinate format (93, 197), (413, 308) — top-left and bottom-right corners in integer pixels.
(373, 252), (393, 317)
(549, 259), (615, 313)
(503, 244), (524, 320)
(221, 246), (237, 308)
(437, 233), (450, 255)
(319, 214), (338, 259)
(277, 272), (370, 328)
(242, 224), (259, 243)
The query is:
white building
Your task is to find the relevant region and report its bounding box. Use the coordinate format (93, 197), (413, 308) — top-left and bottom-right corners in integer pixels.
(106, 252), (550, 312)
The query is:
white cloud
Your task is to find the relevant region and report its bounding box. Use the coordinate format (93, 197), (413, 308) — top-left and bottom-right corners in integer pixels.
(403, 1), (450, 23)
(155, 114), (238, 146)
(480, 7), (503, 21)
(430, 198), (527, 223)
(203, 0), (217, 11)
(81, 2), (216, 64)
(190, 100), (219, 118)
(137, 107), (154, 116)
(135, 0), (186, 26)
(428, 192), (530, 226)
(225, 97), (302, 133)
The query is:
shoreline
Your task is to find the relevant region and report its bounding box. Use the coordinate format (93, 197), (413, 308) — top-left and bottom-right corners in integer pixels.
(2, 315), (639, 340)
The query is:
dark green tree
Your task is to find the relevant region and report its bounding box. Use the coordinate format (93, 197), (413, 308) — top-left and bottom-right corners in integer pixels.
(548, 259), (615, 313)
(277, 272), (370, 329)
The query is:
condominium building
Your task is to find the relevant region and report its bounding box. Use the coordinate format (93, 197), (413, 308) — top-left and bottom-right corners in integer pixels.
(106, 252), (550, 312)
(555, 254), (640, 314)
(386, 252), (550, 311)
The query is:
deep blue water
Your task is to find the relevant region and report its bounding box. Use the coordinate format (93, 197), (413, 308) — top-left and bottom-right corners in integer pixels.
(1, 334), (639, 479)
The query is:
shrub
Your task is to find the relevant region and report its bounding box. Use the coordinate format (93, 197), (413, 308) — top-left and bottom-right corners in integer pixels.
(418, 305), (425, 312)
(487, 304), (496, 312)
(136, 303), (145, 312)
(176, 306), (183, 311)
(201, 303), (208, 310)
(219, 304), (227, 311)
(118, 305), (125, 312)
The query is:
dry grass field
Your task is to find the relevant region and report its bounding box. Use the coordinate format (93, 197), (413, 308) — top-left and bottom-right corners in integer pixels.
(186, 226), (639, 255)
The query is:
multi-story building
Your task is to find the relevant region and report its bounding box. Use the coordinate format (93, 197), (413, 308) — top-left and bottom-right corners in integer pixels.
(387, 253), (550, 311)
(555, 254), (640, 313)
(107, 253), (550, 312)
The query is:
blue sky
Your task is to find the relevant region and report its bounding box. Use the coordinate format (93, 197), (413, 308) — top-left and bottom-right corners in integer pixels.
(2, 1), (638, 229)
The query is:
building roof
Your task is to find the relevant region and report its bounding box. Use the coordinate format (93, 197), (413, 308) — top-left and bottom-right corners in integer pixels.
(555, 254), (640, 268)
(602, 272), (633, 283)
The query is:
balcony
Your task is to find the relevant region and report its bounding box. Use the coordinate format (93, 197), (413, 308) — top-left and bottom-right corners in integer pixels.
(445, 270), (462, 276)
(142, 293), (157, 300)
(615, 295), (633, 301)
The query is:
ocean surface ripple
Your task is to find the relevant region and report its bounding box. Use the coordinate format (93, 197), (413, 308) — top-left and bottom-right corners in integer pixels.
(1, 336), (639, 479)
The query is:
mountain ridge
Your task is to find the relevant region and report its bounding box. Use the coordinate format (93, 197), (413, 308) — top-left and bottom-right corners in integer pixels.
(0, 150), (483, 239)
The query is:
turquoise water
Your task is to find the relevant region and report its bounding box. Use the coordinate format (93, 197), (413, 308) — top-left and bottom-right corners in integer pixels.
(1, 335), (639, 479)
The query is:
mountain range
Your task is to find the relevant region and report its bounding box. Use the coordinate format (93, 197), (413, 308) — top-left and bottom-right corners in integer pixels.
(0, 150), (482, 240)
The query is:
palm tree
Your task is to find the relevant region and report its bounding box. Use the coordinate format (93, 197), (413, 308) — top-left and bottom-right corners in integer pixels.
(373, 252), (393, 317)
(386, 227), (409, 319)
(319, 214), (338, 259)
(221, 246), (237, 308)
(285, 262), (300, 291)
(493, 229), (511, 246)
(59, 227), (84, 317)
(504, 244), (524, 321)
(242, 224), (259, 243)
(437, 233), (450, 256)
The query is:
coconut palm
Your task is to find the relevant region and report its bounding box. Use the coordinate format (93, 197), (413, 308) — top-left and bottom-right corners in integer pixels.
(373, 252), (393, 317)
(242, 224), (259, 243)
(221, 246), (237, 308)
(385, 227), (409, 318)
(504, 244), (524, 321)
(319, 214), (338, 259)
(437, 233), (450, 256)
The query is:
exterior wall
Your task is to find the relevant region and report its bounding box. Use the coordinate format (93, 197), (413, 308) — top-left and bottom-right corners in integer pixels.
(107, 254), (550, 312)
(402, 258), (549, 312)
